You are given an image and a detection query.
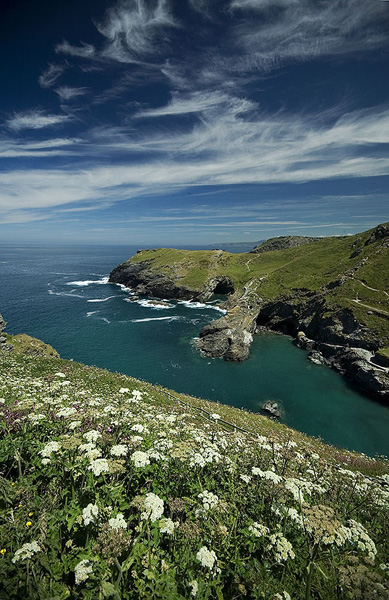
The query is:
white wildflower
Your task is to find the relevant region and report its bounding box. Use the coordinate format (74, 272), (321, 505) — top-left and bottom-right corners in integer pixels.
(119, 387), (129, 394)
(41, 458), (50, 465)
(12, 541), (41, 563)
(39, 441), (61, 458)
(240, 474), (252, 483)
(198, 490), (219, 511)
(82, 503), (99, 526)
(57, 407), (77, 418)
(131, 451), (150, 468)
(55, 372), (66, 378)
(210, 413), (221, 420)
(131, 424), (145, 433)
(159, 518), (176, 535)
(83, 430), (101, 443)
(196, 546), (217, 570)
(88, 458), (109, 476)
(74, 559), (93, 584)
(267, 532), (295, 562)
(108, 513), (127, 530)
(189, 580), (198, 596)
(249, 522), (269, 538)
(141, 492), (164, 522)
(110, 444), (128, 457)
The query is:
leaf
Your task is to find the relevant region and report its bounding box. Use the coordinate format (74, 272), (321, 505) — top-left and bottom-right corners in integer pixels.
(101, 581), (117, 598)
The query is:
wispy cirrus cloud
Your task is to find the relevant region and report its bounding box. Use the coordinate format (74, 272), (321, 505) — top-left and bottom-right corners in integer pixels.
(54, 86), (89, 101)
(38, 63), (67, 88)
(55, 40), (96, 58)
(96, 0), (177, 63)
(228, 0), (389, 71)
(5, 110), (71, 131)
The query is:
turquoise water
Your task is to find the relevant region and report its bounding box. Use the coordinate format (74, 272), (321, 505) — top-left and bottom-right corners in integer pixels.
(0, 244), (388, 457)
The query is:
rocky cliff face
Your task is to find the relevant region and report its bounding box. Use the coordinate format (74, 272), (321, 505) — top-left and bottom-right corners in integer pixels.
(110, 224), (389, 401)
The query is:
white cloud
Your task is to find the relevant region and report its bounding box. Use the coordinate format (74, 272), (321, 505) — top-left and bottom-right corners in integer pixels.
(55, 86), (89, 101)
(38, 63), (67, 88)
(229, 0), (389, 70)
(0, 137), (80, 158)
(55, 41), (96, 58)
(96, 0), (176, 63)
(134, 90), (234, 118)
(6, 110), (70, 131)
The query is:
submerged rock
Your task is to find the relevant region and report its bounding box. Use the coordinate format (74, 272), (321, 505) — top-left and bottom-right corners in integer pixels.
(261, 401), (282, 419)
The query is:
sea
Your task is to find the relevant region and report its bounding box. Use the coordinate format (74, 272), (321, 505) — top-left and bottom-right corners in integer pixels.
(0, 244), (388, 457)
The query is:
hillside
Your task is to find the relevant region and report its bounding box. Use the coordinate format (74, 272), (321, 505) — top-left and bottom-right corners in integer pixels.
(0, 337), (388, 599)
(109, 223), (389, 400)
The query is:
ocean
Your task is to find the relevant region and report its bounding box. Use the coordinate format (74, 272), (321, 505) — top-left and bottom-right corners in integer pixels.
(0, 244), (388, 457)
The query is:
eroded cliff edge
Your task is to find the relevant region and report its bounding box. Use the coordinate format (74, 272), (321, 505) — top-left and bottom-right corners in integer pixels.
(109, 224), (389, 401)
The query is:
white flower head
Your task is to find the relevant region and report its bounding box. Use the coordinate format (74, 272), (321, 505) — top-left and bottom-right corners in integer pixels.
(159, 518), (176, 535)
(110, 444), (128, 457)
(108, 513), (127, 530)
(88, 458), (109, 476)
(39, 441), (61, 458)
(131, 450), (150, 468)
(189, 580), (198, 596)
(196, 546), (217, 570)
(74, 559), (93, 584)
(83, 430), (101, 443)
(82, 503), (99, 526)
(12, 541), (41, 563)
(141, 493), (164, 522)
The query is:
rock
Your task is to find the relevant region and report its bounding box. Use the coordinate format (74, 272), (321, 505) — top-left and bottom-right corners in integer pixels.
(261, 401), (282, 418)
(308, 351), (325, 365)
(196, 311), (255, 362)
(250, 235), (323, 254)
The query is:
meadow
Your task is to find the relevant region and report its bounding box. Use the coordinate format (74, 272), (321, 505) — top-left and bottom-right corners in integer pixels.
(0, 348), (388, 599)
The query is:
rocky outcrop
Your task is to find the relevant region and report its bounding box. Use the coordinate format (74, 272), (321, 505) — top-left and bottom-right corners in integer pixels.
(109, 260), (199, 300)
(250, 235), (323, 254)
(196, 308), (255, 362)
(0, 313), (13, 351)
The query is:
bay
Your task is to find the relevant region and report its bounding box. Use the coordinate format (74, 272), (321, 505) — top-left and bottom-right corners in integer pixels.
(0, 244), (388, 457)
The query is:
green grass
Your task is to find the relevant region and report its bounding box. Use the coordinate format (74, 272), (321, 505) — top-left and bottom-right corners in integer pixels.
(0, 349), (388, 599)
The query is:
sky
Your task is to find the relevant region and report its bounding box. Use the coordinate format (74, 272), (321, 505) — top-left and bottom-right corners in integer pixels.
(1, 0), (388, 246)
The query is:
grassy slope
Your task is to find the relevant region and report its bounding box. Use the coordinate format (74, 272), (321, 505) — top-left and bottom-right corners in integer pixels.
(0, 350), (388, 599)
(128, 226), (389, 340)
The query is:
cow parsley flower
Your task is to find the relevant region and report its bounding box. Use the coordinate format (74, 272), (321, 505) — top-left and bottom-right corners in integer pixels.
(39, 441), (61, 457)
(83, 430), (101, 443)
(108, 513), (127, 530)
(198, 490), (219, 511)
(159, 518), (176, 535)
(267, 533), (295, 562)
(196, 546), (217, 570)
(189, 580), (198, 596)
(88, 458), (109, 476)
(249, 522), (269, 538)
(74, 559), (93, 584)
(131, 450), (150, 468)
(141, 493), (164, 522)
(82, 503), (99, 526)
(110, 444), (128, 457)
(12, 541), (41, 563)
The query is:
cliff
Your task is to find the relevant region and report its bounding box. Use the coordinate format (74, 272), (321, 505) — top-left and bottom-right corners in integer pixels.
(110, 223), (389, 401)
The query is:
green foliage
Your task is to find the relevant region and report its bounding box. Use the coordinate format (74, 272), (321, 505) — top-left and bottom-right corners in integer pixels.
(0, 352), (388, 599)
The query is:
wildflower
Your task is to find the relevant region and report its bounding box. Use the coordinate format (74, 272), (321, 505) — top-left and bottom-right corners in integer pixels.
(55, 372), (66, 378)
(196, 546), (217, 570)
(57, 407), (77, 418)
(132, 390), (143, 400)
(189, 580), (198, 596)
(0, 549), (6, 555)
(249, 522), (269, 538)
(210, 413), (221, 420)
(110, 444), (128, 457)
(88, 458), (109, 476)
(39, 441), (61, 458)
(42, 458), (50, 465)
(28, 512), (34, 517)
(198, 490), (219, 511)
(83, 430), (101, 443)
(12, 541), (41, 563)
(348, 519), (377, 560)
(108, 513), (127, 530)
(141, 493), (164, 522)
(131, 424), (145, 433)
(74, 559), (93, 584)
(119, 387), (129, 394)
(82, 503), (99, 526)
(26, 521), (32, 527)
(273, 593), (291, 600)
(159, 518), (176, 535)
(240, 474), (251, 483)
(267, 532), (295, 562)
(131, 450), (150, 468)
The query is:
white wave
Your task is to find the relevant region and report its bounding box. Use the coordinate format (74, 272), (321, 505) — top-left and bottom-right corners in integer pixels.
(131, 316), (180, 323)
(101, 317), (111, 324)
(66, 276), (109, 286)
(48, 289), (85, 299)
(87, 296), (116, 303)
(177, 300), (226, 313)
(86, 311), (100, 317)
(138, 299), (173, 309)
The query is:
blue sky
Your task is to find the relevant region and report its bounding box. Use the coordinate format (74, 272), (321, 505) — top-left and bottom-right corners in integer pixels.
(1, 0), (388, 245)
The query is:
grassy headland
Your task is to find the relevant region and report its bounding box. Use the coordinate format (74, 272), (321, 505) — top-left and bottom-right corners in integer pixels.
(0, 341), (388, 599)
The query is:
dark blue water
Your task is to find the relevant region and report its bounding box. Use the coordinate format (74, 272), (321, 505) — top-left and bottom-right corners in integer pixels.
(0, 244), (388, 457)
